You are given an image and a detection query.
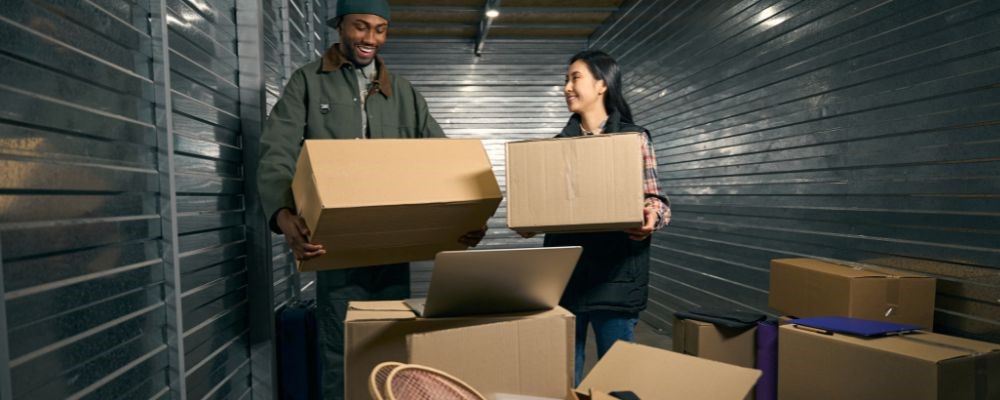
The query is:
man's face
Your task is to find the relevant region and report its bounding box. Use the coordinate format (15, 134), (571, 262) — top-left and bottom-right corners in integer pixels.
(337, 14), (389, 66)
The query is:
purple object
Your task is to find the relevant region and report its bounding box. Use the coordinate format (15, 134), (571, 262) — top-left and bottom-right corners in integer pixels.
(788, 316), (923, 337)
(754, 320), (778, 400)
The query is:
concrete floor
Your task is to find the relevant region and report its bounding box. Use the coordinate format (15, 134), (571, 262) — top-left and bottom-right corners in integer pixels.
(581, 319), (673, 376)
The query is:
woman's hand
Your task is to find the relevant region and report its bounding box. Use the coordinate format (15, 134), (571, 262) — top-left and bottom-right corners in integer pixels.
(624, 206), (657, 241)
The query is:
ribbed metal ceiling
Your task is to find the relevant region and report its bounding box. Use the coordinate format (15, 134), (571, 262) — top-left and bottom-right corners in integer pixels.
(389, 0), (622, 40)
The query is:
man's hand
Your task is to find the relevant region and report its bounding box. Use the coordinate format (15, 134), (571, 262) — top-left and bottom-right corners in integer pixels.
(624, 206), (657, 241)
(276, 208), (325, 261)
(459, 225), (488, 247)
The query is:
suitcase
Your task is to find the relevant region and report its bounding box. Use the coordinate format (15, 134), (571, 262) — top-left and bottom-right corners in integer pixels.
(277, 300), (323, 400)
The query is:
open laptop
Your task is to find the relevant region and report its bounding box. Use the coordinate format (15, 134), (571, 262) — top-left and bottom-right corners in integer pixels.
(404, 246), (583, 318)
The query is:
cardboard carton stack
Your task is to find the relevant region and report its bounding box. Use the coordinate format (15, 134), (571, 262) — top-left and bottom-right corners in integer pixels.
(769, 258), (936, 327)
(769, 258), (1000, 399)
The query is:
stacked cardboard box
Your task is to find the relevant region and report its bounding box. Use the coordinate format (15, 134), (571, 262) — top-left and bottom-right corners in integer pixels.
(778, 324), (999, 399)
(770, 258), (1000, 399)
(769, 258), (936, 328)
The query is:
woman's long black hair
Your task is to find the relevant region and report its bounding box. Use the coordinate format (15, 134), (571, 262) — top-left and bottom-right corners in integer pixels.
(569, 50), (634, 124)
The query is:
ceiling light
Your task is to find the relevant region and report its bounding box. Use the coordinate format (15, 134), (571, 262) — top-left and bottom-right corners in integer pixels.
(485, 9), (499, 18)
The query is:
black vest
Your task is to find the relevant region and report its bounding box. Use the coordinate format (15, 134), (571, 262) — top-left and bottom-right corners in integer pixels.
(545, 111), (652, 314)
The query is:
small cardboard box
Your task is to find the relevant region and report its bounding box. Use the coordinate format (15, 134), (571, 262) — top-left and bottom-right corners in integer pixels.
(673, 317), (757, 368)
(291, 139), (502, 271)
(575, 341), (761, 399)
(778, 324), (1000, 400)
(344, 301), (574, 400)
(506, 133), (644, 233)
(769, 258), (936, 328)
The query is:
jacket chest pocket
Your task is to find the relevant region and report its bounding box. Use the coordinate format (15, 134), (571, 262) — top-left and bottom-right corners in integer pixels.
(316, 98), (362, 139)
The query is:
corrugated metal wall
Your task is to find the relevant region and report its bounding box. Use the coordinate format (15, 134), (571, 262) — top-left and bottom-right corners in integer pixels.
(379, 38), (586, 295)
(591, 0), (1000, 342)
(269, 0), (323, 311)
(161, 0), (253, 397)
(1, 1), (169, 399)
(0, 0), (328, 399)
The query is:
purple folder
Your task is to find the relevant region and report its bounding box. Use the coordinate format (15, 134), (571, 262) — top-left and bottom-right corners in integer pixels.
(789, 316), (924, 337)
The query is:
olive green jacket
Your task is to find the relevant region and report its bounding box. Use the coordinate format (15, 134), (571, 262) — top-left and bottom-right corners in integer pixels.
(258, 44), (445, 231)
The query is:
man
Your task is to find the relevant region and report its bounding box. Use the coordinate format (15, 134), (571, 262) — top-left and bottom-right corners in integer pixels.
(257, 0), (486, 398)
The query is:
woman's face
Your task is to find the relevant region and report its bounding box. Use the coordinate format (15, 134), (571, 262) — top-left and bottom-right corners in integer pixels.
(564, 60), (607, 115)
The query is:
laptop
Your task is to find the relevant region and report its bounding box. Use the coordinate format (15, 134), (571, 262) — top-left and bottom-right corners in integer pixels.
(404, 246), (583, 318)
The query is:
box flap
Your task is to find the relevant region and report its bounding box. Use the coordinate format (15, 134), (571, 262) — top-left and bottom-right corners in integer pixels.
(576, 342), (760, 399)
(772, 258), (931, 279)
(301, 139), (502, 209)
(772, 258), (887, 278)
(350, 301), (411, 311)
(345, 300), (416, 322)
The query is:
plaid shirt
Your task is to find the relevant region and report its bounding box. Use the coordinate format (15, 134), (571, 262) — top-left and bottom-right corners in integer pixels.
(640, 133), (670, 229)
(584, 122), (670, 230)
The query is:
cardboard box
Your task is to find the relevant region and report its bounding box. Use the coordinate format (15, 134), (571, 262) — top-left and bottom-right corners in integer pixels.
(291, 139), (502, 271)
(769, 258), (936, 328)
(576, 341), (761, 399)
(778, 324), (1000, 400)
(673, 317), (757, 368)
(506, 133), (644, 233)
(344, 301), (574, 400)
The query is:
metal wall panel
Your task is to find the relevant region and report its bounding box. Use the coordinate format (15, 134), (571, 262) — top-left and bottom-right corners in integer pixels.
(0, 1), (169, 399)
(1, 0), (331, 398)
(162, 0), (252, 398)
(267, 0), (298, 313)
(266, 0), (329, 306)
(591, 0), (1000, 341)
(380, 38), (586, 296)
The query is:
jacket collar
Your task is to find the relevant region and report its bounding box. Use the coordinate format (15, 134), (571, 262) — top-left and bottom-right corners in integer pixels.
(320, 44), (393, 98)
(561, 110), (623, 137)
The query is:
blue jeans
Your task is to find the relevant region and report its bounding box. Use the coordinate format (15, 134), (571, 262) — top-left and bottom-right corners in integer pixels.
(574, 310), (639, 385)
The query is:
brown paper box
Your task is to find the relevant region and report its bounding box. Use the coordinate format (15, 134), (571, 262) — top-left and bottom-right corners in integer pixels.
(291, 139), (501, 271)
(769, 258), (936, 328)
(344, 301), (573, 400)
(778, 324), (1000, 400)
(506, 133), (644, 233)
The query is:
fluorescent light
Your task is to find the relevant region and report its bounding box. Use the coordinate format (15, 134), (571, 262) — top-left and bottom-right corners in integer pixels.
(485, 9), (499, 18)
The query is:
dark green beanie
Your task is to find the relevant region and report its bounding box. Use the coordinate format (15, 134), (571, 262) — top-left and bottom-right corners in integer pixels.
(327, 0), (391, 27)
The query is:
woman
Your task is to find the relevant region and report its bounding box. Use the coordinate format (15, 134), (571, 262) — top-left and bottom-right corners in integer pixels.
(521, 50), (670, 384)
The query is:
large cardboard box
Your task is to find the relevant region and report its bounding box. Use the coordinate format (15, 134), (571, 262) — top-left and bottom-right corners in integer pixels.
(576, 341), (761, 399)
(673, 317), (756, 368)
(769, 258), (936, 328)
(778, 324), (1000, 400)
(291, 139), (502, 271)
(506, 133), (644, 233)
(344, 301), (574, 400)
